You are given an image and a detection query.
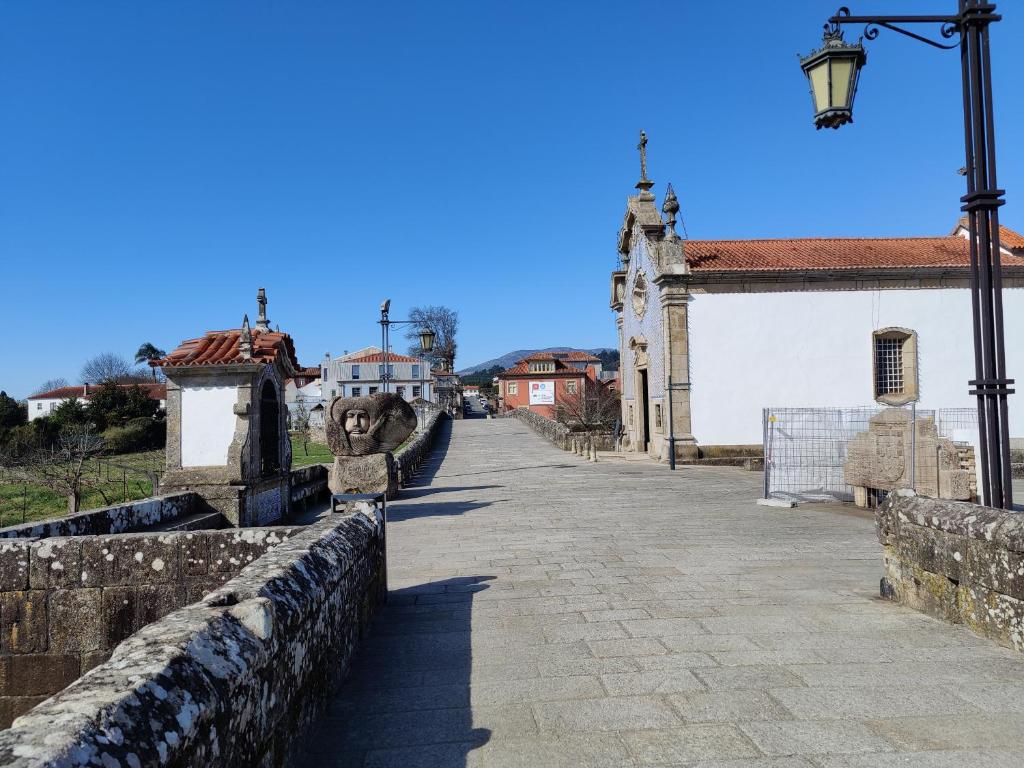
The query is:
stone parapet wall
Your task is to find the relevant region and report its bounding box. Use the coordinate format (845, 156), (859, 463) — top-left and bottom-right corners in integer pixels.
(508, 408), (614, 452)
(0, 493), (198, 540)
(395, 408), (445, 486)
(877, 492), (1024, 652)
(0, 526), (299, 728)
(0, 506), (385, 767)
(290, 463), (328, 509)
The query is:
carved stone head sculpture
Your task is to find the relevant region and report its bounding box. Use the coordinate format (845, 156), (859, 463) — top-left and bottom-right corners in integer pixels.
(326, 392), (418, 457)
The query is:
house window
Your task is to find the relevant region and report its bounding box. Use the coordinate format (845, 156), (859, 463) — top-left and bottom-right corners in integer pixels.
(565, 380), (578, 395)
(368, 386), (379, 395)
(352, 387), (362, 397)
(331, 389), (337, 398)
(508, 382), (519, 396)
(528, 361), (555, 373)
(378, 364), (394, 378)
(872, 327), (919, 406)
(396, 386), (406, 398)
(412, 365), (420, 379)
(412, 385), (421, 398)
(352, 365), (360, 380)
(654, 403), (662, 428)
(36, 402), (42, 411)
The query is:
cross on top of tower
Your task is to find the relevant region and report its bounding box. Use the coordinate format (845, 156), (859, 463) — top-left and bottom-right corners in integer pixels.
(256, 287), (271, 332)
(635, 130), (655, 199)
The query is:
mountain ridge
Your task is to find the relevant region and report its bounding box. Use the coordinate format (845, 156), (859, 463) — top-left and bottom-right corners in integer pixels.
(458, 347), (616, 376)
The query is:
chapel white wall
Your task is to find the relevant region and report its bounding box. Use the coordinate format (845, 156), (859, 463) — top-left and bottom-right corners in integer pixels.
(688, 287), (1024, 445)
(180, 384), (239, 467)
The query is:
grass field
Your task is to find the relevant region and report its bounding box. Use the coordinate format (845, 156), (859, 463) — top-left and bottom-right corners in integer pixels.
(0, 449), (165, 529)
(291, 436), (332, 467)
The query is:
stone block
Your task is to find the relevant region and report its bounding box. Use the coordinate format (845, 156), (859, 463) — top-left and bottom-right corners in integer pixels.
(898, 525), (966, 583)
(28, 538), (82, 590)
(884, 555), (959, 623)
(101, 584), (180, 650)
(0, 654), (80, 697)
(179, 532), (211, 577)
(0, 542), (29, 592)
(957, 584), (1024, 652)
(81, 535), (179, 586)
(0, 695), (48, 730)
(0, 590), (47, 654)
(329, 454), (398, 499)
(48, 588), (102, 653)
(966, 538), (1024, 601)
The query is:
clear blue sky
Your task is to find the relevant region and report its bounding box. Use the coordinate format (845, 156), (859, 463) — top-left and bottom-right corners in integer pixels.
(1, 1), (1021, 398)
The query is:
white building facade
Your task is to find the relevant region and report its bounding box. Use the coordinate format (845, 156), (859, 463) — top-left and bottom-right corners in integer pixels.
(611, 178), (1024, 461)
(322, 347), (433, 403)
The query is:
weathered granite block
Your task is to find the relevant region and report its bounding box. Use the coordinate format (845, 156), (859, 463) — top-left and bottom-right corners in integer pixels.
(101, 584), (180, 650)
(0, 655), (80, 697)
(27, 539), (82, 590)
(80, 534), (180, 587)
(0, 544), (28, 593)
(329, 453), (398, 499)
(878, 493), (1024, 653)
(0, 592), (46, 655)
(47, 588), (102, 653)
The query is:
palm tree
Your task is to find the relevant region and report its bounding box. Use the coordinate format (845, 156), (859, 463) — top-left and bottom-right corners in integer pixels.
(134, 343), (166, 381)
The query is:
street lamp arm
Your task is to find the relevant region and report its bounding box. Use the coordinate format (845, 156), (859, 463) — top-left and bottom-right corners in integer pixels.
(828, 8), (964, 50)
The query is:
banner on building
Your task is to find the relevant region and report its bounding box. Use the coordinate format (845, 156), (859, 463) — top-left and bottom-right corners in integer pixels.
(529, 380), (555, 405)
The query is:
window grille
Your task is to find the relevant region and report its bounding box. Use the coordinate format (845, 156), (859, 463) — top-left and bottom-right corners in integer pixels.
(412, 385), (421, 398)
(874, 337), (904, 397)
(352, 387), (361, 397)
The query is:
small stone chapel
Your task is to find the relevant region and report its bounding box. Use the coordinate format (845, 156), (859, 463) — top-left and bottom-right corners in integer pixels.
(611, 133), (1024, 463)
(155, 289), (300, 526)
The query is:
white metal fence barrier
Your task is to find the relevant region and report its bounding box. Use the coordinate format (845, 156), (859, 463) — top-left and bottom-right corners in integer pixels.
(762, 406), (978, 504)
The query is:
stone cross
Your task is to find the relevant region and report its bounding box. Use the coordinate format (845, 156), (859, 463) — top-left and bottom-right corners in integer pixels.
(256, 287), (271, 332)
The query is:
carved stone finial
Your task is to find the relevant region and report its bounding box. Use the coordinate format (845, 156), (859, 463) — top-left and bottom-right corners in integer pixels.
(635, 130), (655, 199)
(240, 314), (253, 359)
(256, 287), (271, 332)
(662, 182), (680, 237)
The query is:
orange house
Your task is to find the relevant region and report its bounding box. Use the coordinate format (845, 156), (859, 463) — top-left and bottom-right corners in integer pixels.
(496, 352), (601, 418)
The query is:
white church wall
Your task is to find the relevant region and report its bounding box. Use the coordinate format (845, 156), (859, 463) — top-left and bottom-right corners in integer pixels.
(688, 287), (1024, 446)
(181, 384), (238, 467)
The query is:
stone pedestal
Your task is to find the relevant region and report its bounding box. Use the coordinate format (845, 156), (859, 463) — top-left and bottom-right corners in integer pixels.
(329, 453), (398, 500)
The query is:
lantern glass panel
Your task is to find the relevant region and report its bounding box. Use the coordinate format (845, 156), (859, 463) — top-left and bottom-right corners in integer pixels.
(808, 59), (830, 113)
(419, 330), (436, 352)
(829, 57), (854, 109)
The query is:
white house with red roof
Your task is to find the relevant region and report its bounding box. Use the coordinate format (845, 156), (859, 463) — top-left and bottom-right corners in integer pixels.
(322, 347), (432, 403)
(26, 383), (167, 421)
(612, 164), (1024, 463)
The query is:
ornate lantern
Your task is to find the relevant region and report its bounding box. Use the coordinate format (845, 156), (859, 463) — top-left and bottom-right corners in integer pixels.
(418, 329), (436, 353)
(800, 27), (867, 129)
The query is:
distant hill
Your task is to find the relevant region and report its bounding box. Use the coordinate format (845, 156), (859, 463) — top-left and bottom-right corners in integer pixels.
(458, 347), (617, 376)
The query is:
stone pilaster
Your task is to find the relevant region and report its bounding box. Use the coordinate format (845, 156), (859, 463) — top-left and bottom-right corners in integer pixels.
(659, 287), (698, 461)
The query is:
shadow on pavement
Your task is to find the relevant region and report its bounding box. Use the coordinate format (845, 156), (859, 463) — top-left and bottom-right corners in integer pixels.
(388, 500), (505, 522)
(298, 576), (495, 767)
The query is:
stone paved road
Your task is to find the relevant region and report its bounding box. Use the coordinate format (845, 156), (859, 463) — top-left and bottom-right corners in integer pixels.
(302, 418), (1024, 767)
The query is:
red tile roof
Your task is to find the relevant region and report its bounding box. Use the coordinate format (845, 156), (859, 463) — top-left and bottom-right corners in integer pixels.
(346, 352), (426, 364)
(684, 230), (1024, 273)
(1000, 225), (1024, 250)
(155, 328), (300, 373)
(28, 383), (167, 401)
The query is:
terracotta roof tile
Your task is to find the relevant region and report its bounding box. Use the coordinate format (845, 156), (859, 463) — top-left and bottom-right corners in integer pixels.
(684, 231), (1024, 272)
(1000, 225), (1024, 250)
(28, 383), (167, 401)
(155, 328), (300, 373)
(346, 352), (426, 364)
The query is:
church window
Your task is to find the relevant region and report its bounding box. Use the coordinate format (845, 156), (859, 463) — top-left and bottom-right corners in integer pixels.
(872, 328), (919, 406)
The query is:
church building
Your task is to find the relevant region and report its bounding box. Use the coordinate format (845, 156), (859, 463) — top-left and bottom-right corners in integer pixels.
(612, 135), (1024, 462)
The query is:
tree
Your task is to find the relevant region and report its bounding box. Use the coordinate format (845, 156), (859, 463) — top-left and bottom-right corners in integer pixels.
(405, 305), (458, 371)
(291, 398), (312, 456)
(0, 392), (27, 429)
(80, 353), (148, 384)
(134, 343), (167, 381)
(0, 425), (106, 514)
(33, 378), (69, 395)
(554, 381), (620, 432)
(86, 382), (159, 432)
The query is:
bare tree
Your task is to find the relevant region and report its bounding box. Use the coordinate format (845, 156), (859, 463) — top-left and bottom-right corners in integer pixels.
(554, 381), (620, 432)
(34, 378), (70, 395)
(0, 426), (107, 514)
(405, 306), (458, 371)
(80, 353), (148, 384)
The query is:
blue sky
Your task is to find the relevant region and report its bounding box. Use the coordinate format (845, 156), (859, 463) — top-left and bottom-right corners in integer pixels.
(1, 1), (1021, 398)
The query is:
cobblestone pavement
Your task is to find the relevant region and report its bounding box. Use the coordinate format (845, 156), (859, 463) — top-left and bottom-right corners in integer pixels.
(302, 418), (1024, 767)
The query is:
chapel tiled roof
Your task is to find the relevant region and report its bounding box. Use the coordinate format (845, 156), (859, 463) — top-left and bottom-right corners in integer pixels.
(155, 328), (300, 373)
(28, 383), (167, 401)
(684, 229), (1024, 273)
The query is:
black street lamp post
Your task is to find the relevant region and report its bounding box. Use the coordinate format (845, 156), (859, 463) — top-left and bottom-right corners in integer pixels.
(801, 2), (1014, 509)
(378, 299), (436, 395)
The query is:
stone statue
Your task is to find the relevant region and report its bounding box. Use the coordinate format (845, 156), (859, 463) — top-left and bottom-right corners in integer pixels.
(325, 393), (418, 499)
(326, 393), (417, 456)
